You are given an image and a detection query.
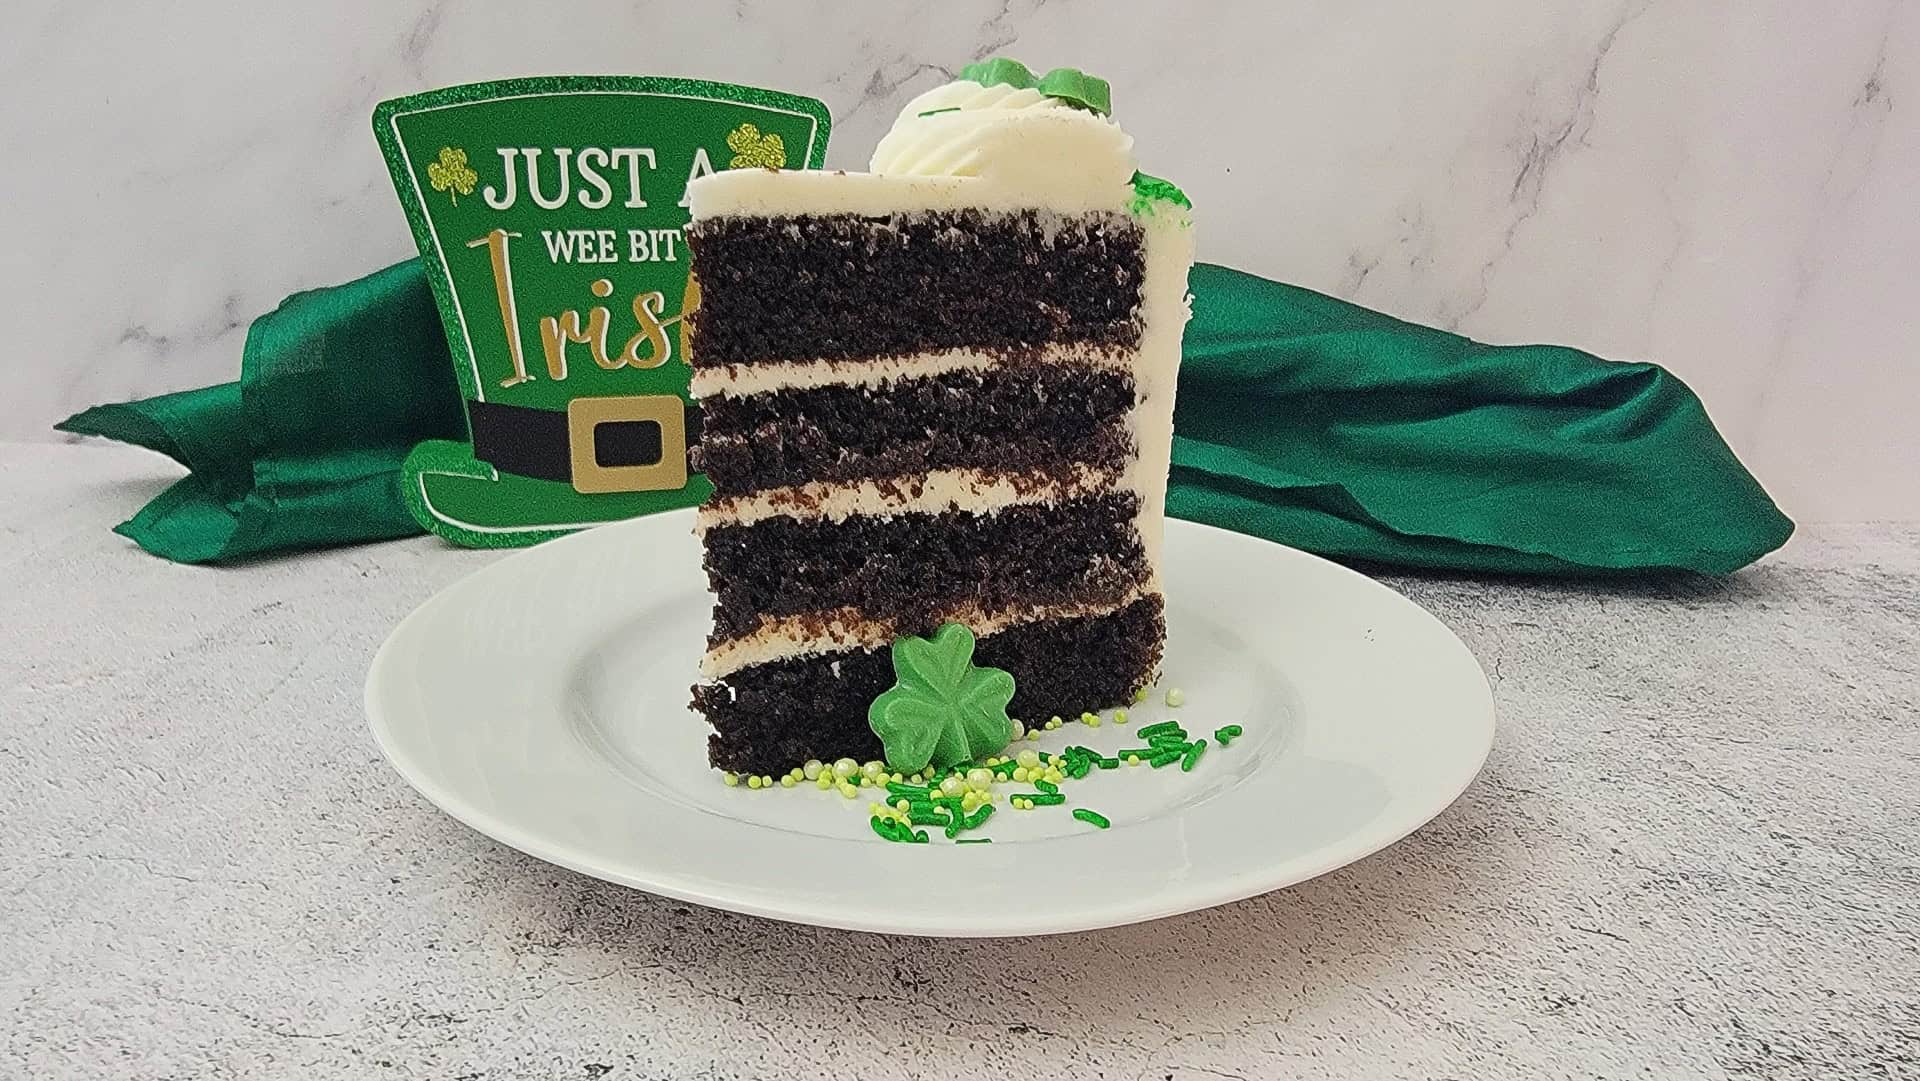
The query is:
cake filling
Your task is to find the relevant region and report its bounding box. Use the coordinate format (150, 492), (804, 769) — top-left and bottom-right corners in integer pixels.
(698, 464), (1124, 529)
(688, 343), (1132, 399)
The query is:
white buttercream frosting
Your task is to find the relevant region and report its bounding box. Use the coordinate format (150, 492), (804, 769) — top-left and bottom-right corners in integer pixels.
(687, 77), (1145, 219)
(697, 464), (1124, 531)
(688, 344), (1131, 399)
(868, 80), (1135, 196)
(700, 587), (1155, 680)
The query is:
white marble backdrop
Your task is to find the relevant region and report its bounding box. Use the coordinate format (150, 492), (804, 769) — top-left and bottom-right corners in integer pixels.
(4, 0), (1914, 522)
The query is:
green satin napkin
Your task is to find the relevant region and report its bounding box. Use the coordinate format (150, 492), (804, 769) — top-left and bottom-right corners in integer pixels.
(60, 259), (1791, 572)
(1170, 264), (1792, 574)
(57, 262), (465, 563)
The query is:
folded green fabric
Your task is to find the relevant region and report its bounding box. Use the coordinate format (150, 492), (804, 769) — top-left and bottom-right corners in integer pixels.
(60, 259), (1791, 573)
(1171, 264), (1792, 574)
(57, 261), (465, 563)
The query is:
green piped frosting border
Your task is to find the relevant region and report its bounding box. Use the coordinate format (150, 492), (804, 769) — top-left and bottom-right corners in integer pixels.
(958, 58), (1112, 116)
(1129, 170), (1192, 215)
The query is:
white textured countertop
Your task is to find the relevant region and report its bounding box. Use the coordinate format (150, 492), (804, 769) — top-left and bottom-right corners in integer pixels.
(4, 442), (1915, 1080)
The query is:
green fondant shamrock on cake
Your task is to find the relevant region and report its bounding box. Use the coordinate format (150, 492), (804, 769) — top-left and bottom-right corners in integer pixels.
(868, 623), (1017, 774)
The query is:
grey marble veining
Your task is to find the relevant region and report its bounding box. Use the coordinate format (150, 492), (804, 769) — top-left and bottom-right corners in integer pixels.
(3, 0), (1917, 523)
(3, 442), (1916, 1079)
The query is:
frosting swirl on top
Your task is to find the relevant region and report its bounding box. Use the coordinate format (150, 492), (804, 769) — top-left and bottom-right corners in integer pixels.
(868, 78), (1136, 201)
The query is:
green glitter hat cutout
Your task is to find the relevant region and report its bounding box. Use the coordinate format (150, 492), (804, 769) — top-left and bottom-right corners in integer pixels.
(958, 58), (1112, 115)
(868, 623), (1016, 773)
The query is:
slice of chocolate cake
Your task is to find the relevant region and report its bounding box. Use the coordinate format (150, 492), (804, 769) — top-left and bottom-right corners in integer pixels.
(684, 63), (1194, 774)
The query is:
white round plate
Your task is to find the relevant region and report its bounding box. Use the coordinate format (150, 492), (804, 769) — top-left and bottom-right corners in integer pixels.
(367, 513), (1493, 937)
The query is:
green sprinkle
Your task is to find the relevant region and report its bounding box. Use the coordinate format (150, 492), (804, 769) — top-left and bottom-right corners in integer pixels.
(910, 829), (931, 844)
(1096, 756), (1120, 769)
(1148, 747), (1185, 768)
(886, 782), (932, 799)
(991, 759), (1019, 778)
(1034, 778), (1059, 795)
(1009, 792), (1065, 806)
(1215, 724), (1243, 745)
(1136, 721), (1181, 740)
(955, 837), (993, 844)
(965, 803), (996, 829)
(1147, 731), (1190, 747)
(871, 817), (909, 843)
(1072, 808), (1112, 829)
(1181, 739), (1208, 772)
(917, 106), (961, 117)
(908, 806), (952, 826)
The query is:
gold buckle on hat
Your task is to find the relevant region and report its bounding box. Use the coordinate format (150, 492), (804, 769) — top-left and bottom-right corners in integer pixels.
(566, 394), (688, 495)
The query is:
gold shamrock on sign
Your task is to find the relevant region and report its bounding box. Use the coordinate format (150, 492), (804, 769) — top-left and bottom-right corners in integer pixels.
(725, 123), (786, 169)
(426, 147), (477, 205)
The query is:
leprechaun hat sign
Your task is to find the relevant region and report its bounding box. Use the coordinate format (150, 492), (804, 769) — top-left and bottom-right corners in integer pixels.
(373, 77), (830, 546)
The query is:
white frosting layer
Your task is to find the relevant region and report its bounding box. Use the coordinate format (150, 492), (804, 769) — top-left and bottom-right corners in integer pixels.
(697, 464), (1122, 531)
(870, 81), (1134, 189)
(689, 344), (1128, 399)
(1125, 205), (1198, 588)
(688, 78), (1137, 218)
(701, 588), (1155, 681)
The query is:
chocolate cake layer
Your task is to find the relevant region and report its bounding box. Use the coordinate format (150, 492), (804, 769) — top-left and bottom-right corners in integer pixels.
(694, 363), (1136, 496)
(698, 595), (1166, 773)
(703, 493), (1146, 641)
(685, 209), (1146, 366)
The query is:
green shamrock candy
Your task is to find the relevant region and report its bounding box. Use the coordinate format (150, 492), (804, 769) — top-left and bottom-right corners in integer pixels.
(868, 623), (1016, 773)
